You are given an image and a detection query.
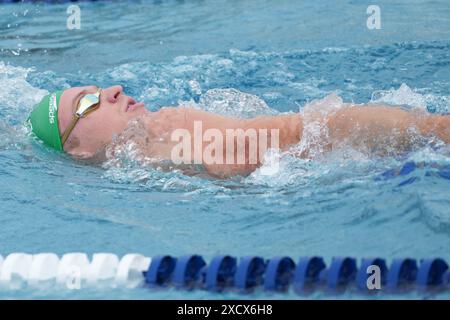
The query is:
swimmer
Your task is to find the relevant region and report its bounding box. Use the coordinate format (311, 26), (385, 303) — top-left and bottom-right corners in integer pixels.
(28, 85), (450, 177)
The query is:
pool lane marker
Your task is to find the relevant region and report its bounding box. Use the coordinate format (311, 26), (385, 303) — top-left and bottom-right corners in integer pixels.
(0, 253), (449, 294)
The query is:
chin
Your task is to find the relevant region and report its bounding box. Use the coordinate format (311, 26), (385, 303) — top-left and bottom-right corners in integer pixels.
(128, 108), (148, 119)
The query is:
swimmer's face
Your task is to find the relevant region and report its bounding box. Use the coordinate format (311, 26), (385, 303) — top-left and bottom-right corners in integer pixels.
(58, 85), (147, 157)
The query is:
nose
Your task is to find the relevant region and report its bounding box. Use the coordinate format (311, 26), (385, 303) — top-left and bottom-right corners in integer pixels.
(103, 85), (124, 104)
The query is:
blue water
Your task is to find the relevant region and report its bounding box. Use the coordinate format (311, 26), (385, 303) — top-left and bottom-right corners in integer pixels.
(1, 0), (450, 299)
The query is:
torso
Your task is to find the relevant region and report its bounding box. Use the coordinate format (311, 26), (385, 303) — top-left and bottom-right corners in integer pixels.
(106, 107), (302, 176)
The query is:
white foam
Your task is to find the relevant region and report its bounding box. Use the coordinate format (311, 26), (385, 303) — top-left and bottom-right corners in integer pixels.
(371, 83), (428, 110)
(0, 62), (48, 119)
(294, 93), (346, 159)
(0, 62), (54, 151)
(197, 88), (278, 118)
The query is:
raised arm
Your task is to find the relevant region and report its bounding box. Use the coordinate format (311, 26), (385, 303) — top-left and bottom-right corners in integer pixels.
(204, 103), (450, 176)
(326, 104), (449, 155)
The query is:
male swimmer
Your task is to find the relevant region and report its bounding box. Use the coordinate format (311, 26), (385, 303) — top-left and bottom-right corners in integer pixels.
(28, 85), (450, 178)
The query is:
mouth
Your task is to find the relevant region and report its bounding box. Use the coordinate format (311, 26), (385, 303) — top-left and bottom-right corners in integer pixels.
(124, 97), (145, 113)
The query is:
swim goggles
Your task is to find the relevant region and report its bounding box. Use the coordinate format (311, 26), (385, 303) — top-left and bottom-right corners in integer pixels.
(60, 88), (102, 146)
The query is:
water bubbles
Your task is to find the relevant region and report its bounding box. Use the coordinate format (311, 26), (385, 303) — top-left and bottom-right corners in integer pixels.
(188, 80), (202, 95)
(0, 62), (48, 124)
(197, 88), (278, 118)
(110, 67), (137, 81)
(371, 83), (428, 110)
(293, 93), (345, 159)
(371, 83), (450, 114)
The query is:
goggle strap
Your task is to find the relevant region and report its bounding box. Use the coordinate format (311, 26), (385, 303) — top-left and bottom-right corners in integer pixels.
(61, 115), (81, 147)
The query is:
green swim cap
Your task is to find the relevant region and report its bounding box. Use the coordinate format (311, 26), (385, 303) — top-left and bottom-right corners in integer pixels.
(28, 91), (64, 151)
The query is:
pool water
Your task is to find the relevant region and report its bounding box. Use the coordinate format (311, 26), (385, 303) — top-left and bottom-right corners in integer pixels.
(1, 0), (450, 299)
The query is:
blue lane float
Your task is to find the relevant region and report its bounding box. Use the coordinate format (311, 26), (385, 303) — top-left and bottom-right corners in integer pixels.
(172, 255), (206, 290)
(325, 257), (357, 290)
(234, 256), (266, 292)
(144, 255), (176, 287)
(357, 258), (388, 291)
(378, 161), (450, 186)
(387, 258), (418, 291)
(417, 258), (448, 288)
(204, 255), (237, 292)
(263, 256), (295, 292)
(437, 165), (450, 180)
(293, 256), (326, 293)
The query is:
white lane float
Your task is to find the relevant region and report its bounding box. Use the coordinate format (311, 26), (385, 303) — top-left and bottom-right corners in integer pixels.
(0, 253), (33, 290)
(86, 253), (119, 287)
(56, 253), (91, 289)
(28, 253), (60, 289)
(115, 254), (151, 288)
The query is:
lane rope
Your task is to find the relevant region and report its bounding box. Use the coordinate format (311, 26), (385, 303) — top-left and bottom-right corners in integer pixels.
(0, 253), (449, 294)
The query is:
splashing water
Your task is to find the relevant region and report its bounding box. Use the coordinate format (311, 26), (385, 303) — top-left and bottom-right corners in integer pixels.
(372, 83), (450, 113)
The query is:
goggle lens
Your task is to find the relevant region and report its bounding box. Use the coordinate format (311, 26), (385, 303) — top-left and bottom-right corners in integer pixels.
(76, 91), (101, 117)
